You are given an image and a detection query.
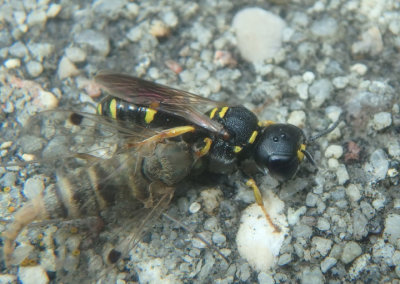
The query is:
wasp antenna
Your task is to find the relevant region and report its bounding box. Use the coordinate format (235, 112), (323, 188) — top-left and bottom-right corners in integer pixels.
(162, 212), (230, 264)
(302, 149), (318, 170)
(308, 113), (343, 143)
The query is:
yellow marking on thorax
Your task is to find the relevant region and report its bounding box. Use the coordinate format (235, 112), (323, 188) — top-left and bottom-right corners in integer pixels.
(258, 120), (275, 127)
(297, 144), (306, 161)
(219, 107), (229, 118)
(97, 103), (102, 115)
(209, 107), (218, 119)
(109, 98), (117, 119)
(196, 137), (212, 157)
(233, 146), (242, 153)
(145, 108), (157, 124)
(248, 131), (258, 144)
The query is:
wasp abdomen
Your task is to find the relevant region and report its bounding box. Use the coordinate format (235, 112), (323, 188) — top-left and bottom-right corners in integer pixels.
(97, 96), (186, 128)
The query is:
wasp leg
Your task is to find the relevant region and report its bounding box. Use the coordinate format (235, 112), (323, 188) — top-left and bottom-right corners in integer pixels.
(195, 137), (212, 157)
(258, 120), (275, 127)
(245, 178), (281, 233)
(128, 125), (196, 148)
(3, 196), (46, 267)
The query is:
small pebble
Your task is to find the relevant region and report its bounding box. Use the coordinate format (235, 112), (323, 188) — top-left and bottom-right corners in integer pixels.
(306, 193), (318, 207)
(328, 158), (339, 170)
(278, 253), (292, 266)
(189, 202), (201, 214)
(35, 90), (59, 110)
(345, 184), (361, 202)
(364, 149), (389, 182)
(310, 17), (338, 37)
(287, 110), (306, 128)
(348, 254), (370, 280)
(351, 26), (383, 56)
(258, 272), (274, 284)
(332, 76), (349, 89)
(296, 82), (308, 100)
(26, 61), (43, 77)
(350, 63), (368, 75)
(316, 217), (330, 231)
(57, 56), (79, 79)
(46, 4), (62, 18)
(18, 266), (49, 284)
(74, 29), (110, 56)
(23, 175), (45, 199)
(320, 257), (337, 273)
(300, 267), (324, 284)
(353, 210), (368, 240)
(4, 58), (21, 69)
(26, 10), (47, 27)
(325, 145), (343, 159)
(336, 164), (349, 185)
(65, 47), (87, 63)
(341, 241), (362, 264)
(372, 112), (392, 131)
(302, 71), (315, 84)
(384, 214), (400, 244)
(232, 7), (286, 63)
(309, 79), (333, 108)
(212, 232), (226, 245)
(9, 41), (29, 58)
(312, 237), (333, 256)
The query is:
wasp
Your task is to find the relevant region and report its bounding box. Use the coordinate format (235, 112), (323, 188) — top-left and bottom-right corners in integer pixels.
(1, 72), (339, 280)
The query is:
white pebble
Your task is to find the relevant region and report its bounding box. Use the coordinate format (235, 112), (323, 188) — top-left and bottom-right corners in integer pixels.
(232, 8), (286, 63)
(65, 47), (87, 63)
(287, 206), (306, 226)
(332, 76), (349, 89)
(328, 158), (339, 170)
(287, 110), (306, 128)
(4, 58), (21, 69)
(350, 63), (368, 75)
(384, 214), (400, 244)
(345, 184), (361, 202)
(58, 56), (79, 79)
(351, 26), (383, 56)
(236, 190), (288, 272)
(337, 164), (350, 185)
(364, 149), (389, 182)
(26, 10), (47, 26)
(26, 61), (44, 77)
(13, 11), (26, 25)
(47, 4), (62, 18)
(325, 145), (343, 159)
(0, 141), (13, 149)
(372, 112), (392, 131)
(23, 175), (45, 199)
(296, 83), (308, 100)
(302, 71), (315, 84)
(189, 202), (201, 214)
(18, 266), (49, 284)
(36, 90), (59, 110)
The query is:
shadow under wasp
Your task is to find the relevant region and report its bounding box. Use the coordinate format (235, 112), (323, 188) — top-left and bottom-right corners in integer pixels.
(1, 71), (340, 280)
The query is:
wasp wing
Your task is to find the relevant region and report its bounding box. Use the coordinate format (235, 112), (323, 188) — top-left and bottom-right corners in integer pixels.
(95, 71), (228, 136)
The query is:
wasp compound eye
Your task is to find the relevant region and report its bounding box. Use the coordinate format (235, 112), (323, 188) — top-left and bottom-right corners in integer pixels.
(254, 124), (306, 181)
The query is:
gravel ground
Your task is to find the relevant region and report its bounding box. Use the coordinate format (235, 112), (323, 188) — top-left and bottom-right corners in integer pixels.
(1, 0), (400, 283)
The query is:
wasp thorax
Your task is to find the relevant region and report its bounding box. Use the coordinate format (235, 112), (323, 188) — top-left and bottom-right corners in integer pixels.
(254, 124), (306, 181)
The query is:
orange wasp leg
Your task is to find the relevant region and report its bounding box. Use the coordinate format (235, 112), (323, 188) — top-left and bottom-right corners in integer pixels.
(245, 178), (281, 233)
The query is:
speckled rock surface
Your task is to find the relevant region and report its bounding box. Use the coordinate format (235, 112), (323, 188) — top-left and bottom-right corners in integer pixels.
(0, 0), (400, 283)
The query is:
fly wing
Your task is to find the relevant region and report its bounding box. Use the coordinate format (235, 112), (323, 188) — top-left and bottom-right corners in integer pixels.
(95, 71), (228, 136)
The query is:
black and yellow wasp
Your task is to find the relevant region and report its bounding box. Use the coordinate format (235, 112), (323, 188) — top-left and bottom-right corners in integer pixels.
(1, 71), (338, 281)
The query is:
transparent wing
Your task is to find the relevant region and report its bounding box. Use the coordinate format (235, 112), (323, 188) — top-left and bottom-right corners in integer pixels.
(95, 71), (228, 137)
